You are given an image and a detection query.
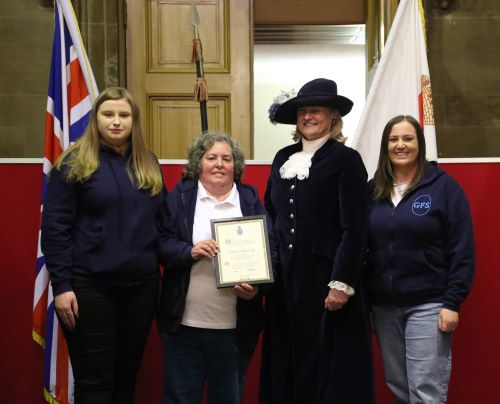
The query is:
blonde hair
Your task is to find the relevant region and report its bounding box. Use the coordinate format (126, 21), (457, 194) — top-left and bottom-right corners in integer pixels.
(53, 87), (163, 195)
(292, 109), (346, 143)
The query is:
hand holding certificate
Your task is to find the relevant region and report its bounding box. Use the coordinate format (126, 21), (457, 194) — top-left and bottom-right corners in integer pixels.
(211, 215), (274, 288)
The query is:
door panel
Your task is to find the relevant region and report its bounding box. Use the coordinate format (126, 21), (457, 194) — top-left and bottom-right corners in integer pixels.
(127, 0), (252, 159)
(149, 95), (229, 158)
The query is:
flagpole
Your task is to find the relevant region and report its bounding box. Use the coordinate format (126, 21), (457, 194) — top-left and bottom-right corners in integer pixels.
(190, 0), (208, 133)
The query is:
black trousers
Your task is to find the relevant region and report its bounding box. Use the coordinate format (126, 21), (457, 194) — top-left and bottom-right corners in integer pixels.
(61, 279), (159, 404)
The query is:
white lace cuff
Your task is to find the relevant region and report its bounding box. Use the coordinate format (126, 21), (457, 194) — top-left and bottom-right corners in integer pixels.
(327, 281), (355, 296)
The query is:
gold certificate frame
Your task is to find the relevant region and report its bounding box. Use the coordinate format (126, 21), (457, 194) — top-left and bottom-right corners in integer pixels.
(211, 215), (274, 288)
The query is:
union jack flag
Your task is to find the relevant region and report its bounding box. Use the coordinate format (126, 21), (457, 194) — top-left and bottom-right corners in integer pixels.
(32, 1), (98, 402)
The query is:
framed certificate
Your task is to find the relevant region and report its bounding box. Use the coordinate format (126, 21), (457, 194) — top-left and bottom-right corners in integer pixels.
(211, 215), (274, 288)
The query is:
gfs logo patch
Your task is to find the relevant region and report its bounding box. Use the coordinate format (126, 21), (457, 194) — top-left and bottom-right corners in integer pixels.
(412, 195), (432, 216)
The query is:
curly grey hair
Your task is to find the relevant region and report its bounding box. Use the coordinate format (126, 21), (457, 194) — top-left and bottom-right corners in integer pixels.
(183, 132), (245, 182)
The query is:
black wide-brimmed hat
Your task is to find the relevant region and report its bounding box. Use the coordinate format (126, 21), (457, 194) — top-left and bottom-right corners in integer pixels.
(270, 78), (353, 125)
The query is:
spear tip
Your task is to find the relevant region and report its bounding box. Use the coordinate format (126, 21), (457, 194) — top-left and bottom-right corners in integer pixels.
(189, 0), (200, 26)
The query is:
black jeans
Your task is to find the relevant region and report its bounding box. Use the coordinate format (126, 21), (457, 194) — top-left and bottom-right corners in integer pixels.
(61, 279), (159, 404)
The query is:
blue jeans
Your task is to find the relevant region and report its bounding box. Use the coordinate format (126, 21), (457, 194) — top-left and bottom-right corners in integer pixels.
(161, 325), (241, 404)
(372, 303), (452, 404)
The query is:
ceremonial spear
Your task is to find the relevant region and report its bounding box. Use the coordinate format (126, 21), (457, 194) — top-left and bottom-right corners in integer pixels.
(190, 0), (208, 132)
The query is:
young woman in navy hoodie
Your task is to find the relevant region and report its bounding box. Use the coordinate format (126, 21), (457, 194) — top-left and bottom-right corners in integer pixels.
(365, 115), (475, 403)
(41, 87), (169, 403)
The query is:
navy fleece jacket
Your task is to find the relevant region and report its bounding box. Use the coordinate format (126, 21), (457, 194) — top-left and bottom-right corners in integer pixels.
(157, 178), (277, 349)
(365, 162), (475, 311)
(41, 145), (169, 296)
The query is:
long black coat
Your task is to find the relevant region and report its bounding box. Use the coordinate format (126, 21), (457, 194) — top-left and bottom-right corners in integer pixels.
(260, 139), (375, 403)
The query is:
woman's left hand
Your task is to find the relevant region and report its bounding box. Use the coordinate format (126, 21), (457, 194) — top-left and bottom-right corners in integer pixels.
(324, 288), (349, 311)
(438, 308), (459, 333)
(234, 283), (258, 300)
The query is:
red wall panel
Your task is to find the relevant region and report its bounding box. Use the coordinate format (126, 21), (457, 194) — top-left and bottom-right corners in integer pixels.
(0, 162), (498, 403)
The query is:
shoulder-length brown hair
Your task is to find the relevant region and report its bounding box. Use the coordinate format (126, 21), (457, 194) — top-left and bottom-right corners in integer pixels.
(53, 87), (163, 195)
(372, 114), (427, 200)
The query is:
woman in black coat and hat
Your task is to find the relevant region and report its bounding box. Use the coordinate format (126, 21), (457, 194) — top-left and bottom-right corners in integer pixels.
(260, 78), (375, 403)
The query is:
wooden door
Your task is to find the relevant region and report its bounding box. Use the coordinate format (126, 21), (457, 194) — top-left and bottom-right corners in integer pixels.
(126, 0), (253, 159)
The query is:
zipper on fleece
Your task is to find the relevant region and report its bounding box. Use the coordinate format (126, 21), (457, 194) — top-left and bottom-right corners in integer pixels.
(180, 191), (193, 245)
(388, 204), (397, 298)
(180, 191), (192, 296)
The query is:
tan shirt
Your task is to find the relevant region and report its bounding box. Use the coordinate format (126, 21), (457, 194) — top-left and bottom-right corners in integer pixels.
(181, 181), (242, 329)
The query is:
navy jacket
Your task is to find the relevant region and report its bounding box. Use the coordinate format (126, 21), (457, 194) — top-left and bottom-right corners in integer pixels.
(157, 178), (276, 349)
(365, 162), (475, 311)
(41, 145), (169, 295)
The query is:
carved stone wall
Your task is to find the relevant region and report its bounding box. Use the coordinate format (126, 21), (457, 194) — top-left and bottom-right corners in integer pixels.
(0, 0), (54, 157)
(425, 0), (500, 157)
(0, 0), (122, 158)
(1, 0), (498, 158)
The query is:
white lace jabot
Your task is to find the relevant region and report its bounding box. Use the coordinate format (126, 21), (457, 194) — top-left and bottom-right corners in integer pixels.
(279, 135), (329, 180)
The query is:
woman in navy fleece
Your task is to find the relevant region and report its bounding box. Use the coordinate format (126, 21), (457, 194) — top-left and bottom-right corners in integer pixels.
(41, 87), (169, 403)
(365, 115), (475, 403)
(157, 132), (275, 404)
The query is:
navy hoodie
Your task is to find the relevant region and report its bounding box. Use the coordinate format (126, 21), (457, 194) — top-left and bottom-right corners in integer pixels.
(41, 145), (169, 295)
(365, 162), (475, 311)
